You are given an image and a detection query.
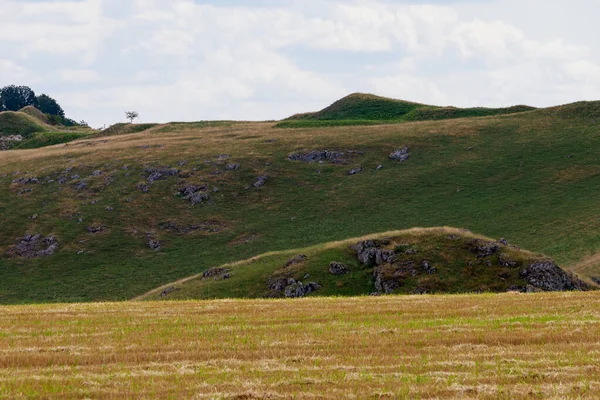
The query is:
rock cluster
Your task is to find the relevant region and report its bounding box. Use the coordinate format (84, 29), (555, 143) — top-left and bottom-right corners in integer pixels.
(466, 239), (500, 258)
(389, 147), (410, 162)
(352, 240), (396, 266)
(267, 275), (321, 298)
(520, 261), (588, 292)
(8, 234), (59, 258)
(179, 185), (210, 205)
(146, 234), (161, 250)
(329, 262), (349, 275)
(202, 267), (232, 280)
(145, 166), (180, 184)
(0, 135), (23, 150)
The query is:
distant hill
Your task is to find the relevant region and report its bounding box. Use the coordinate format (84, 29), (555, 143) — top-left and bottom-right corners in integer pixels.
(278, 93), (536, 127)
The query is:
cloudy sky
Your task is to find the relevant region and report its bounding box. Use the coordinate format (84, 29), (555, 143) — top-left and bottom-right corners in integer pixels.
(1, 0), (599, 127)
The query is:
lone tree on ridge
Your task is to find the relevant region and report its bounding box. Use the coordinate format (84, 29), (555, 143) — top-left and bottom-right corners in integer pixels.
(125, 111), (139, 123)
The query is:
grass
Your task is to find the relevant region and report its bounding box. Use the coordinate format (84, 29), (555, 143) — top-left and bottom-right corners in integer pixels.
(0, 111), (47, 136)
(1, 292), (599, 398)
(276, 93), (536, 128)
(137, 227), (566, 301)
(1, 103), (600, 304)
(15, 131), (91, 149)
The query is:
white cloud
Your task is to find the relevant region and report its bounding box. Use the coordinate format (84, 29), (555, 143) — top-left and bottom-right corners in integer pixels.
(0, 0), (598, 126)
(58, 69), (101, 83)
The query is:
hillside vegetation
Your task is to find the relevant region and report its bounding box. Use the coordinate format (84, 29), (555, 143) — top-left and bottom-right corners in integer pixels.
(277, 93), (536, 127)
(1, 99), (600, 303)
(138, 227), (586, 301)
(0, 107), (94, 149)
(2, 293), (599, 398)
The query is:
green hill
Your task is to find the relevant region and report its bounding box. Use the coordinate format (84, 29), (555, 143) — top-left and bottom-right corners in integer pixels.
(1, 101), (600, 304)
(277, 93), (536, 127)
(0, 111), (47, 137)
(137, 227), (588, 301)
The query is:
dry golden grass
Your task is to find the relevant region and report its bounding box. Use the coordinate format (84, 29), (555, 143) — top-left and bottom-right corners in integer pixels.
(1, 292), (599, 399)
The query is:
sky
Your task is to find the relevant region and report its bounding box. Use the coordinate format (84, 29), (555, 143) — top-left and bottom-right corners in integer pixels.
(1, 0), (599, 128)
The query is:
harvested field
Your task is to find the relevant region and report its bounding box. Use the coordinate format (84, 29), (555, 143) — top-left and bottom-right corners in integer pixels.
(1, 292), (599, 398)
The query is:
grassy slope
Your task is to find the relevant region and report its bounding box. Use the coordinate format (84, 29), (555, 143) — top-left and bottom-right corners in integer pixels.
(277, 93), (536, 127)
(1, 104), (600, 303)
(0, 111), (48, 136)
(137, 227), (559, 301)
(0, 109), (94, 148)
(1, 293), (600, 398)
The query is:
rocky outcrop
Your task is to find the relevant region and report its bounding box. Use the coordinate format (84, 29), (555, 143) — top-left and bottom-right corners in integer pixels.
(0, 135), (23, 150)
(352, 240), (396, 266)
(389, 147), (410, 162)
(203, 267), (231, 280)
(329, 262), (349, 275)
(288, 150), (346, 163)
(7, 234), (59, 258)
(283, 279), (321, 298)
(520, 261), (589, 292)
(145, 166), (179, 184)
(146, 234), (161, 250)
(179, 185), (210, 205)
(267, 276), (321, 298)
(466, 239), (500, 258)
(12, 177), (40, 185)
(288, 149), (364, 164)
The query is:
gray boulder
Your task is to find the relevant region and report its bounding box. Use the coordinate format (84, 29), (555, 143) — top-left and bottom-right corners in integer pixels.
(253, 175), (269, 188)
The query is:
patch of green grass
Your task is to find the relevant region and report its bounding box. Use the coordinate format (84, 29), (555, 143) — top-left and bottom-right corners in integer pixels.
(15, 131), (91, 149)
(92, 123), (159, 138)
(0, 111), (46, 137)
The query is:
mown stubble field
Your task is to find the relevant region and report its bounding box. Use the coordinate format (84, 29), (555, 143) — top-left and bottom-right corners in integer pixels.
(1, 292), (599, 399)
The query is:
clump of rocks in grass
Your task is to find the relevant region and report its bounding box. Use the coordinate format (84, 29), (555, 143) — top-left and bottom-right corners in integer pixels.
(178, 185), (210, 205)
(329, 262), (349, 275)
(288, 149), (363, 164)
(202, 267), (232, 280)
(267, 275), (321, 298)
(7, 234), (59, 258)
(389, 147), (410, 162)
(146, 234), (161, 250)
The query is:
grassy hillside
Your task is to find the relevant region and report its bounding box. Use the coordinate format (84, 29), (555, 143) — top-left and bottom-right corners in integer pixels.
(277, 93), (536, 127)
(0, 111), (47, 136)
(137, 227), (585, 301)
(1, 103), (600, 303)
(0, 108), (94, 149)
(2, 293), (600, 398)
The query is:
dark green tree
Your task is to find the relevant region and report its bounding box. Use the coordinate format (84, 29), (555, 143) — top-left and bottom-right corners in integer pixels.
(0, 85), (37, 111)
(36, 94), (65, 117)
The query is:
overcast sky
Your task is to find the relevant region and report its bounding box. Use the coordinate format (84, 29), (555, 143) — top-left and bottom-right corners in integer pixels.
(1, 0), (599, 127)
